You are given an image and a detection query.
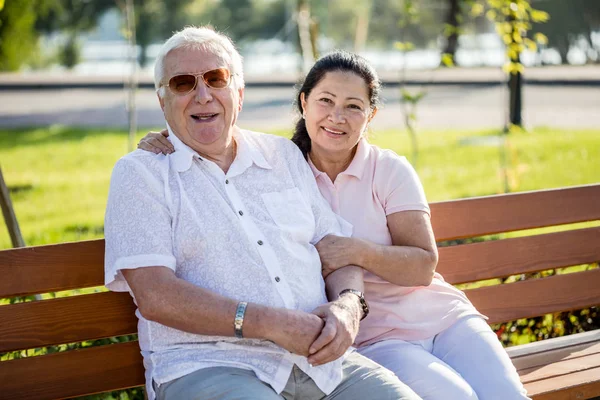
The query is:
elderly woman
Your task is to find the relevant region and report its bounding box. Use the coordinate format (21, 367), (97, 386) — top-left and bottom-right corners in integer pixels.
(139, 50), (529, 400)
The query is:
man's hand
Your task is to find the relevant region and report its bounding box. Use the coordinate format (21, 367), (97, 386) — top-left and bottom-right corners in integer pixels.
(316, 235), (365, 278)
(307, 294), (362, 366)
(265, 309), (325, 357)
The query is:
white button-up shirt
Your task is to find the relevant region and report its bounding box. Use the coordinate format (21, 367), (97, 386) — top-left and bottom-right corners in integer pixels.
(104, 127), (351, 400)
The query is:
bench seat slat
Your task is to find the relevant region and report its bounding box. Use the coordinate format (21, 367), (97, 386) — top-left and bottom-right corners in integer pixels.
(524, 366), (600, 400)
(0, 239), (104, 298)
(438, 227), (600, 284)
(0, 292), (137, 353)
(509, 335), (600, 371)
(431, 185), (600, 241)
(519, 352), (600, 384)
(0, 341), (144, 400)
(465, 268), (600, 324)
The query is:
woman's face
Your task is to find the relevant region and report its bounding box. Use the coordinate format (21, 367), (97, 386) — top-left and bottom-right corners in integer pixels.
(300, 71), (375, 157)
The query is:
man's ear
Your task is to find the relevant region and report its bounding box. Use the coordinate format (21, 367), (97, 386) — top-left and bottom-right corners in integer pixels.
(238, 87), (245, 112)
(157, 91), (165, 111)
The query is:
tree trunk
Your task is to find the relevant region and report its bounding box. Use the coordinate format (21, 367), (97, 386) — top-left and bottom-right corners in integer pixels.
(442, 0), (460, 65)
(297, 0), (315, 73)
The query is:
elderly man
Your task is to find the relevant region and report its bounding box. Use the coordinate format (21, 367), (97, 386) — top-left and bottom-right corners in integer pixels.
(104, 26), (419, 400)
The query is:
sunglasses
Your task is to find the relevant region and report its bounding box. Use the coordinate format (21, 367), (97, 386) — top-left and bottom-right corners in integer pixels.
(162, 67), (234, 95)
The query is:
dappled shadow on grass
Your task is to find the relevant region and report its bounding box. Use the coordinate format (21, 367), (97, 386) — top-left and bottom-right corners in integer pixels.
(64, 224), (104, 239)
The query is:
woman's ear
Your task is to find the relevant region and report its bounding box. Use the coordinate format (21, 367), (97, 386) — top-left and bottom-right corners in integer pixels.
(300, 92), (307, 115)
(368, 107), (378, 123)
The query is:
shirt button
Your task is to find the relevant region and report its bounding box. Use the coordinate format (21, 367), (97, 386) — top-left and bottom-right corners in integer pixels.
(225, 179), (229, 184)
(275, 276), (281, 282)
(238, 210), (243, 216)
(257, 240), (263, 245)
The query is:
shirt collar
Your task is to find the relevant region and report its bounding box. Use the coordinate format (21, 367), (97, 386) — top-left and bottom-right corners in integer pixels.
(167, 124), (198, 173)
(308, 138), (370, 181)
(227, 129), (272, 178)
(167, 124), (272, 174)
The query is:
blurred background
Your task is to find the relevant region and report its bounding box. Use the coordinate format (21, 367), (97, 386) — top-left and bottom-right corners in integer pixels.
(0, 3), (599, 394)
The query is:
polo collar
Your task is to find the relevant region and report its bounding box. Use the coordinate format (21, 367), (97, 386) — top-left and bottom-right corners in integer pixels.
(308, 138), (370, 181)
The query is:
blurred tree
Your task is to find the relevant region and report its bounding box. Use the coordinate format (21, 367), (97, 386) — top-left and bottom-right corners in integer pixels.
(530, 0), (600, 64)
(0, 0), (59, 71)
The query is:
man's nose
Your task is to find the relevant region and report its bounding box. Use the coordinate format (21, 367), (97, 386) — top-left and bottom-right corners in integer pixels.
(194, 80), (213, 104)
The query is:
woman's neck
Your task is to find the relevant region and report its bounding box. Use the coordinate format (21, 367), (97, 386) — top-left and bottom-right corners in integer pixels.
(309, 145), (357, 183)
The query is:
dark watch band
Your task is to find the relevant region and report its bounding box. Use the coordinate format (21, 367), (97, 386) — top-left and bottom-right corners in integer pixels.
(339, 289), (369, 320)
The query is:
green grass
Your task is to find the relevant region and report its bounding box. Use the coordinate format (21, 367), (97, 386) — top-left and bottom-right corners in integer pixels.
(1, 125), (599, 249)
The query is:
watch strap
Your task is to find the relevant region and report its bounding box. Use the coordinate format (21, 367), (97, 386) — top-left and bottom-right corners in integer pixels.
(339, 289), (369, 320)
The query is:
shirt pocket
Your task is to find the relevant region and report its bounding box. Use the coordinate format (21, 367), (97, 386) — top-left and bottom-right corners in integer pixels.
(261, 187), (315, 243)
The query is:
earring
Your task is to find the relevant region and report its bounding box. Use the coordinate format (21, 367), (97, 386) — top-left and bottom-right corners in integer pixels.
(302, 113), (306, 119)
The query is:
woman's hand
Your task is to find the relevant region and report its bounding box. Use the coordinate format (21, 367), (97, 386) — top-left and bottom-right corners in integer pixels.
(137, 129), (174, 155)
(316, 235), (364, 278)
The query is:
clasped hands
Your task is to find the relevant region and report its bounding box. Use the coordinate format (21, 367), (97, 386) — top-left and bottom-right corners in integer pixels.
(270, 295), (362, 367)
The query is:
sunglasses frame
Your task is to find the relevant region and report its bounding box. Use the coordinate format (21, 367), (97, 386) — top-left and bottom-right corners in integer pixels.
(161, 67), (235, 95)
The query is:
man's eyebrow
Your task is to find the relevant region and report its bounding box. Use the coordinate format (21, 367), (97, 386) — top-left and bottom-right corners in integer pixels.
(318, 91), (365, 104)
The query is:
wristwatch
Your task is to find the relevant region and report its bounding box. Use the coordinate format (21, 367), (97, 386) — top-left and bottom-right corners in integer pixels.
(339, 289), (369, 320)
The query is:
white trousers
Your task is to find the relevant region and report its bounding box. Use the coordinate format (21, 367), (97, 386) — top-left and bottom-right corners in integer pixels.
(358, 316), (530, 400)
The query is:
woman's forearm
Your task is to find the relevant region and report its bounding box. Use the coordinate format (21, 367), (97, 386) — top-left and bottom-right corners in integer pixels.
(356, 238), (437, 287)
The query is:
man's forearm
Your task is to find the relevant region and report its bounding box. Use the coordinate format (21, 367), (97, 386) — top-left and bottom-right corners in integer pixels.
(123, 266), (277, 341)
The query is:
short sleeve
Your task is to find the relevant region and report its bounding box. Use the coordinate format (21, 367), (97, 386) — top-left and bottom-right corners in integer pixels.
(104, 155), (176, 292)
(376, 152), (430, 216)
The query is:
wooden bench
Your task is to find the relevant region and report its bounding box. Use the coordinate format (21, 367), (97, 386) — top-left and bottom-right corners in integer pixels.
(1, 184), (599, 400)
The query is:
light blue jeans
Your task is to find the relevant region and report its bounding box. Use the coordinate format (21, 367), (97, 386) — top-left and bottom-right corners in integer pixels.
(358, 316), (530, 400)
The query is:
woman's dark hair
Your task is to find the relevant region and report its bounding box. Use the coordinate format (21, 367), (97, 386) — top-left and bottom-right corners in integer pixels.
(291, 50), (381, 158)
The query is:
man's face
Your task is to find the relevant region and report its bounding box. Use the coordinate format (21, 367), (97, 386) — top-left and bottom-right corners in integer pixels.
(159, 47), (244, 155)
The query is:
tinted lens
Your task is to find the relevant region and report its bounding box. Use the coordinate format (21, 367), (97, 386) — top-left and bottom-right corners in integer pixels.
(169, 74), (197, 94)
(203, 68), (231, 89)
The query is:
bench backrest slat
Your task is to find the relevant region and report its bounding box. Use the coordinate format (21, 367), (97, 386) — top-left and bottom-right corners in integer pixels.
(0, 291), (137, 353)
(465, 268), (600, 324)
(0, 341), (144, 400)
(0, 240), (104, 298)
(431, 185), (600, 241)
(438, 227), (600, 284)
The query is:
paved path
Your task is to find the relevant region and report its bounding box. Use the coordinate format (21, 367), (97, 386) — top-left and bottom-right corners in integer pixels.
(0, 84), (598, 131)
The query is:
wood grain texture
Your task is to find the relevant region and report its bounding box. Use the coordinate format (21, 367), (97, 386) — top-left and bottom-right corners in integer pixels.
(519, 352), (600, 384)
(0, 239), (105, 297)
(525, 367), (600, 400)
(0, 291), (137, 353)
(464, 268), (600, 324)
(511, 339), (600, 371)
(431, 184), (600, 241)
(0, 341), (144, 400)
(437, 227), (600, 284)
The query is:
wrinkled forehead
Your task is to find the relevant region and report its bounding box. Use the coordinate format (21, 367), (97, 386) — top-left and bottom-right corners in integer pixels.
(164, 44), (231, 76)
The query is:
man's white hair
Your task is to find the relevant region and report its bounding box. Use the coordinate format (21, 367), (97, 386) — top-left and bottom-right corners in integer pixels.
(154, 26), (245, 97)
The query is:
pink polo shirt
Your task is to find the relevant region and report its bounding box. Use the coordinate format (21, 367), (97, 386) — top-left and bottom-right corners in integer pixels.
(309, 139), (484, 346)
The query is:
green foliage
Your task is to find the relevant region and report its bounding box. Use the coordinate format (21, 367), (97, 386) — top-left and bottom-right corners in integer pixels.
(0, 0), (39, 71)
(58, 35), (81, 69)
(472, 0), (550, 74)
